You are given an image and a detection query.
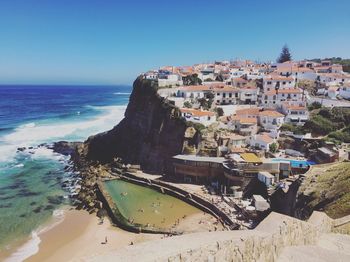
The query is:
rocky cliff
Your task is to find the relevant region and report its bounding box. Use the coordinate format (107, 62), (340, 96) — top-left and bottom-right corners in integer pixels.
(79, 77), (187, 174)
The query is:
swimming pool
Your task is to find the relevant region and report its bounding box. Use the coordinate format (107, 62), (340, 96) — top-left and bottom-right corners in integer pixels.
(271, 158), (316, 168)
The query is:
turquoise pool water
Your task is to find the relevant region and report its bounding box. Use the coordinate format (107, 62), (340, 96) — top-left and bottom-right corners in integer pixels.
(271, 158), (316, 168)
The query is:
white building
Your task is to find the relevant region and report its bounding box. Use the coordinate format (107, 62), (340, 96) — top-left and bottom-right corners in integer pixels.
(327, 86), (339, 99)
(318, 73), (350, 86)
(263, 74), (295, 91)
(261, 88), (304, 108)
(177, 85), (210, 99)
(339, 85), (350, 99)
(258, 110), (285, 131)
(248, 133), (275, 151)
(158, 74), (183, 87)
(180, 108), (216, 126)
(239, 86), (259, 104)
(198, 68), (215, 81)
(144, 70), (158, 80)
(281, 103), (309, 125)
(228, 116), (258, 136)
(258, 171), (275, 187)
(213, 86), (240, 105)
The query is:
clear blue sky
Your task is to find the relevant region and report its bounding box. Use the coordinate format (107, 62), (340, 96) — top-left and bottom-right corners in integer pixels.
(0, 0), (349, 85)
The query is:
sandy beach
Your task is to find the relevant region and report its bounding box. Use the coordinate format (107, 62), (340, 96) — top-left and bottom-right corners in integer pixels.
(22, 208), (161, 262)
(1, 206), (219, 262)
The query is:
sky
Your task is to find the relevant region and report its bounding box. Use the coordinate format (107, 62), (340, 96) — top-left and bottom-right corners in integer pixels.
(0, 0), (349, 85)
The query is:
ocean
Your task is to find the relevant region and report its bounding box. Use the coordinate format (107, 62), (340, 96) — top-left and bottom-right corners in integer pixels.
(0, 85), (131, 260)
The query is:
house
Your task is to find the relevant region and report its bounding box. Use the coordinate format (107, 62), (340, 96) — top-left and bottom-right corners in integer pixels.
(261, 88), (304, 108)
(281, 103), (309, 125)
(158, 73), (183, 87)
(228, 116), (258, 136)
(144, 70), (158, 80)
(318, 73), (350, 86)
(198, 68), (215, 81)
(217, 133), (246, 154)
(230, 77), (248, 88)
(248, 133), (275, 151)
(263, 74), (295, 91)
(314, 147), (339, 163)
(327, 86), (339, 99)
(180, 108), (216, 126)
(258, 171), (275, 187)
(235, 107), (261, 119)
(339, 84), (350, 99)
(213, 86), (240, 105)
(258, 110), (285, 130)
(172, 155), (225, 183)
(239, 85), (259, 104)
(177, 85), (210, 99)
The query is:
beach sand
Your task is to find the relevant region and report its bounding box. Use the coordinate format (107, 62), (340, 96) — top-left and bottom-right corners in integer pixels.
(24, 209), (161, 262)
(20, 208), (220, 261)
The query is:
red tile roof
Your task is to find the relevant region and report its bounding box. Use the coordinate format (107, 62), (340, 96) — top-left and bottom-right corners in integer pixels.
(180, 108), (215, 117)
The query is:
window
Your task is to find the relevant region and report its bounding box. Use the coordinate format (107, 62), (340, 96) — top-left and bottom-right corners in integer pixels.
(267, 81), (272, 85)
(235, 93), (238, 97)
(229, 93), (232, 97)
(283, 82), (286, 85)
(217, 93), (220, 96)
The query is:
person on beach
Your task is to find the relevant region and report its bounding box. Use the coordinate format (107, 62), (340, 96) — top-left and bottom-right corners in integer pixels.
(105, 236), (108, 243)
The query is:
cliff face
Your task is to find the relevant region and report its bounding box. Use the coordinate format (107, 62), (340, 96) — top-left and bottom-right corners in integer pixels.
(80, 77), (187, 174)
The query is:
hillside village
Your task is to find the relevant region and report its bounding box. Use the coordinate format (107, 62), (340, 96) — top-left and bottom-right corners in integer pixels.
(137, 57), (350, 225)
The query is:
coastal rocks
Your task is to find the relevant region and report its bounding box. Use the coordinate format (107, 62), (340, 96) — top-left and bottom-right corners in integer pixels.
(50, 141), (82, 157)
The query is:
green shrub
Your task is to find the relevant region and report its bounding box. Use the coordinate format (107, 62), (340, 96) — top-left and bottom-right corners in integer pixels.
(307, 101), (322, 111)
(183, 101), (192, 108)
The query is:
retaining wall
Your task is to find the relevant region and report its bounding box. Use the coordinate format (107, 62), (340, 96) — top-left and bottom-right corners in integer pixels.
(91, 211), (347, 262)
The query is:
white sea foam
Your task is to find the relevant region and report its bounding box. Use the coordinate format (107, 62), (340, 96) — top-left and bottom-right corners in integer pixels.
(4, 208), (67, 262)
(4, 231), (41, 262)
(113, 92), (131, 95)
(0, 105), (126, 163)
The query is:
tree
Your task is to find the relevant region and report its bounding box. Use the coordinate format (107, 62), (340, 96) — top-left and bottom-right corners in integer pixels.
(215, 107), (224, 117)
(277, 45), (292, 63)
(269, 142), (278, 153)
(182, 74), (202, 86)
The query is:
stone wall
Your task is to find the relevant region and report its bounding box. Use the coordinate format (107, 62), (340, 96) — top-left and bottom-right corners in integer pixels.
(90, 211), (345, 262)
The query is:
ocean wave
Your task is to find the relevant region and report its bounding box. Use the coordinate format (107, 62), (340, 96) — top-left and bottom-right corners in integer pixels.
(113, 92), (131, 95)
(0, 105), (127, 163)
(4, 208), (67, 262)
(4, 232), (41, 262)
(18, 122), (36, 129)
